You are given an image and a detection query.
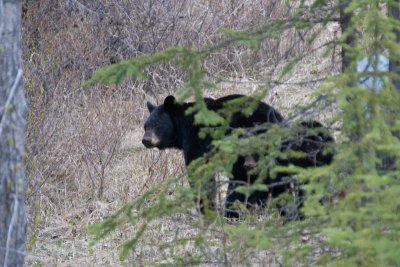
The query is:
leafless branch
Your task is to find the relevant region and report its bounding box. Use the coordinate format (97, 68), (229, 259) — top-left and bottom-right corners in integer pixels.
(0, 68), (22, 139)
(66, 0), (98, 16)
(4, 184), (21, 267)
(0, 0), (3, 37)
(218, 77), (328, 86)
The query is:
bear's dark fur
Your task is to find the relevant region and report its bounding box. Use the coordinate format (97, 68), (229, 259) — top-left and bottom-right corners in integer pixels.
(143, 94), (283, 164)
(142, 94), (334, 219)
(240, 120), (335, 220)
(142, 94), (283, 215)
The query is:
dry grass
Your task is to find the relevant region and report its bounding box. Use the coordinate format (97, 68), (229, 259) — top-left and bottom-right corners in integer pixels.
(22, 0), (340, 266)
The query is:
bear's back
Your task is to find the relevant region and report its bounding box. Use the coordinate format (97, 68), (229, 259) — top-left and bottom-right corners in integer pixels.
(205, 94), (283, 128)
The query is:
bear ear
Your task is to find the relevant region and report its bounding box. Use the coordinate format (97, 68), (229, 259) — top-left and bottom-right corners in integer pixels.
(147, 101), (156, 113)
(163, 95), (176, 112)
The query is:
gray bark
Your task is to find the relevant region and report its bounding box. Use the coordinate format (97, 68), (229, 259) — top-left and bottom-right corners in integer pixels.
(339, 0), (353, 72)
(389, 0), (400, 92)
(0, 0), (27, 266)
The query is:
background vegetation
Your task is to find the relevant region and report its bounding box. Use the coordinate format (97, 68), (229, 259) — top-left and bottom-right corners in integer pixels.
(22, 0), (399, 266)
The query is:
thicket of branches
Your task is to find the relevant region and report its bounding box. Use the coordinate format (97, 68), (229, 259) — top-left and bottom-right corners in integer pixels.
(23, 0), (303, 201)
(85, 0), (400, 266)
(23, 0), (317, 265)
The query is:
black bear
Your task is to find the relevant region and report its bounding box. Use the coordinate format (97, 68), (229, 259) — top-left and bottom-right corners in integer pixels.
(240, 120), (335, 220)
(142, 94), (334, 219)
(142, 94), (284, 216)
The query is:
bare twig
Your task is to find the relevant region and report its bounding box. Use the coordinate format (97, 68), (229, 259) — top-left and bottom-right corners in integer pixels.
(218, 77), (328, 86)
(66, 0), (98, 16)
(4, 182), (21, 267)
(0, 0), (3, 37)
(0, 68), (22, 139)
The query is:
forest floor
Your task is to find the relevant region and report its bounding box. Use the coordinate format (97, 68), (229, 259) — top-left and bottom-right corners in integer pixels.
(26, 62), (339, 266)
(22, 1), (341, 266)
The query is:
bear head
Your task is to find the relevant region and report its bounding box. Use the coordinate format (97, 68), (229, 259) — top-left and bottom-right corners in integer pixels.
(142, 95), (178, 149)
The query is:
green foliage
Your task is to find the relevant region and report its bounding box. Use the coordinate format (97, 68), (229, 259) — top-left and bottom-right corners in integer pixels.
(86, 0), (400, 265)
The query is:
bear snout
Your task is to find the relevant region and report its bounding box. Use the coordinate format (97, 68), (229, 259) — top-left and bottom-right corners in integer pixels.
(142, 131), (160, 148)
(142, 138), (154, 148)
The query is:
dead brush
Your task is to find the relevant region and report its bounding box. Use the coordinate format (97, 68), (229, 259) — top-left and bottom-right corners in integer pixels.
(22, 0), (340, 265)
(72, 94), (126, 200)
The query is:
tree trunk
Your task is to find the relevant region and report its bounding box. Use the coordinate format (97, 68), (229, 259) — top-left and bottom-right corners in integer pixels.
(0, 1), (27, 266)
(389, 0), (400, 92)
(339, 0), (353, 72)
